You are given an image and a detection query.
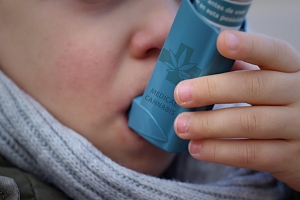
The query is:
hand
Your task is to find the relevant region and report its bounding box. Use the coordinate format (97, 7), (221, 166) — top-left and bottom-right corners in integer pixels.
(173, 30), (300, 192)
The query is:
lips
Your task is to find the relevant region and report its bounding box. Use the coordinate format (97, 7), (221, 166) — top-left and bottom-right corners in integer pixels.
(118, 93), (149, 142)
(121, 90), (143, 124)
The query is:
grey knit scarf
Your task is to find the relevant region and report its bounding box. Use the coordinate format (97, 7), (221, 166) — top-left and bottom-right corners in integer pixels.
(0, 70), (285, 200)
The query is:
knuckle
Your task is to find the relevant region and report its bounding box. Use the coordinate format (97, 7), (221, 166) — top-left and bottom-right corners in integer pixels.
(239, 110), (258, 134)
(271, 38), (284, 56)
(244, 34), (258, 61)
(204, 76), (218, 102)
(270, 37), (291, 66)
(237, 142), (257, 165)
(244, 71), (263, 98)
(212, 142), (218, 160)
(200, 113), (211, 136)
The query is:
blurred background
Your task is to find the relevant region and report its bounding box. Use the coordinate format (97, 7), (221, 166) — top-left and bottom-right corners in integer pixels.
(247, 0), (300, 52)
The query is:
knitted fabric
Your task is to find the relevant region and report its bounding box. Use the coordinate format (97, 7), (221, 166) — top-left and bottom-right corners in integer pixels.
(0, 70), (284, 200)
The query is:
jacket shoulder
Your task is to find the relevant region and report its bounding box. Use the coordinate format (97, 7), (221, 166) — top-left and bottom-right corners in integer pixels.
(0, 156), (71, 200)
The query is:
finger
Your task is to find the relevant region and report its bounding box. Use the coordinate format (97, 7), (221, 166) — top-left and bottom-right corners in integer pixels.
(188, 139), (291, 173)
(217, 31), (300, 73)
(174, 70), (299, 107)
(174, 106), (298, 140)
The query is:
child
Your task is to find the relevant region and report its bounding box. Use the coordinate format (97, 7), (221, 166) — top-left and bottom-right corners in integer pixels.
(0, 0), (298, 199)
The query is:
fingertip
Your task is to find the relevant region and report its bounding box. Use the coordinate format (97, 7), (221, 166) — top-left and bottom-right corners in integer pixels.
(174, 81), (193, 107)
(217, 31), (242, 57)
(189, 140), (202, 156)
(224, 32), (240, 52)
(174, 113), (190, 136)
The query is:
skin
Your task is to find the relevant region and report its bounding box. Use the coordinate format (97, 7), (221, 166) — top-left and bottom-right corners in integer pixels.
(0, 0), (181, 176)
(174, 31), (300, 192)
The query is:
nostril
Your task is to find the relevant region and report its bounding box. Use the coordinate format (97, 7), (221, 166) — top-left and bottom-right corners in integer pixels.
(145, 48), (161, 59)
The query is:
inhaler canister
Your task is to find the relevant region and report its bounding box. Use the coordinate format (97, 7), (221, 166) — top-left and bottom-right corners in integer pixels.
(128, 0), (251, 152)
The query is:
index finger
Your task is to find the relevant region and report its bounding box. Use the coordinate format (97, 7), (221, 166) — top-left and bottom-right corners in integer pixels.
(217, 31), (300, 73)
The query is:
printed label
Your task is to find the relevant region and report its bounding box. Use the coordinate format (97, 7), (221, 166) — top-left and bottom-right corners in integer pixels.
(194, 0), (251, 30)
(144, 88), (178, 116)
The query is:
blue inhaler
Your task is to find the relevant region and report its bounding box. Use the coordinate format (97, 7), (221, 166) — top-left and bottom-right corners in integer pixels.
(128, 0), (251, 152)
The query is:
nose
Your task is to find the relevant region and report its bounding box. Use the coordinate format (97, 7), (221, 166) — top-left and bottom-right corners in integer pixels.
(129, 1), (179, 59)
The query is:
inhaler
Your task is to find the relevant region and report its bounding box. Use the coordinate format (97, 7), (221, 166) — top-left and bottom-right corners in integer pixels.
(128, 0), (252, 152)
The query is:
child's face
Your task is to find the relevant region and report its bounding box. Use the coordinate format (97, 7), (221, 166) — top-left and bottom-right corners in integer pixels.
(0, 0), (181, 176)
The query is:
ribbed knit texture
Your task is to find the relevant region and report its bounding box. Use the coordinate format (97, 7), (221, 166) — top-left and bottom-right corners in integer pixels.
(0, 70), (284, 200)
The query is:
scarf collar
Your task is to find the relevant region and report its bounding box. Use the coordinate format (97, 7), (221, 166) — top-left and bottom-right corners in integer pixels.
(0, 70), (284, 200)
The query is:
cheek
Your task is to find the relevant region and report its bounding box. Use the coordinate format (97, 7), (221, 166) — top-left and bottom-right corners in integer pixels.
(40, 38), (123, 126)
(52, 40), (115, 102)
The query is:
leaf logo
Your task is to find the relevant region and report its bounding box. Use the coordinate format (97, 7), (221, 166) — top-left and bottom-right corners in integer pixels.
(159, 43), (201, 85)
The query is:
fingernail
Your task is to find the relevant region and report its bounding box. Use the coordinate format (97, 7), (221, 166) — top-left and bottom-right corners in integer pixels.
(225, 32), (239, 51)
(175, 115), (189, 134)
(176, 82), (192, 104)
(189, 140), (201, 155)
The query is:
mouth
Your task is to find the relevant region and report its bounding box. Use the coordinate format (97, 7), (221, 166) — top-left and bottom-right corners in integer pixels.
(125, 104), (131, 123)
(123, 98), (148, 142)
